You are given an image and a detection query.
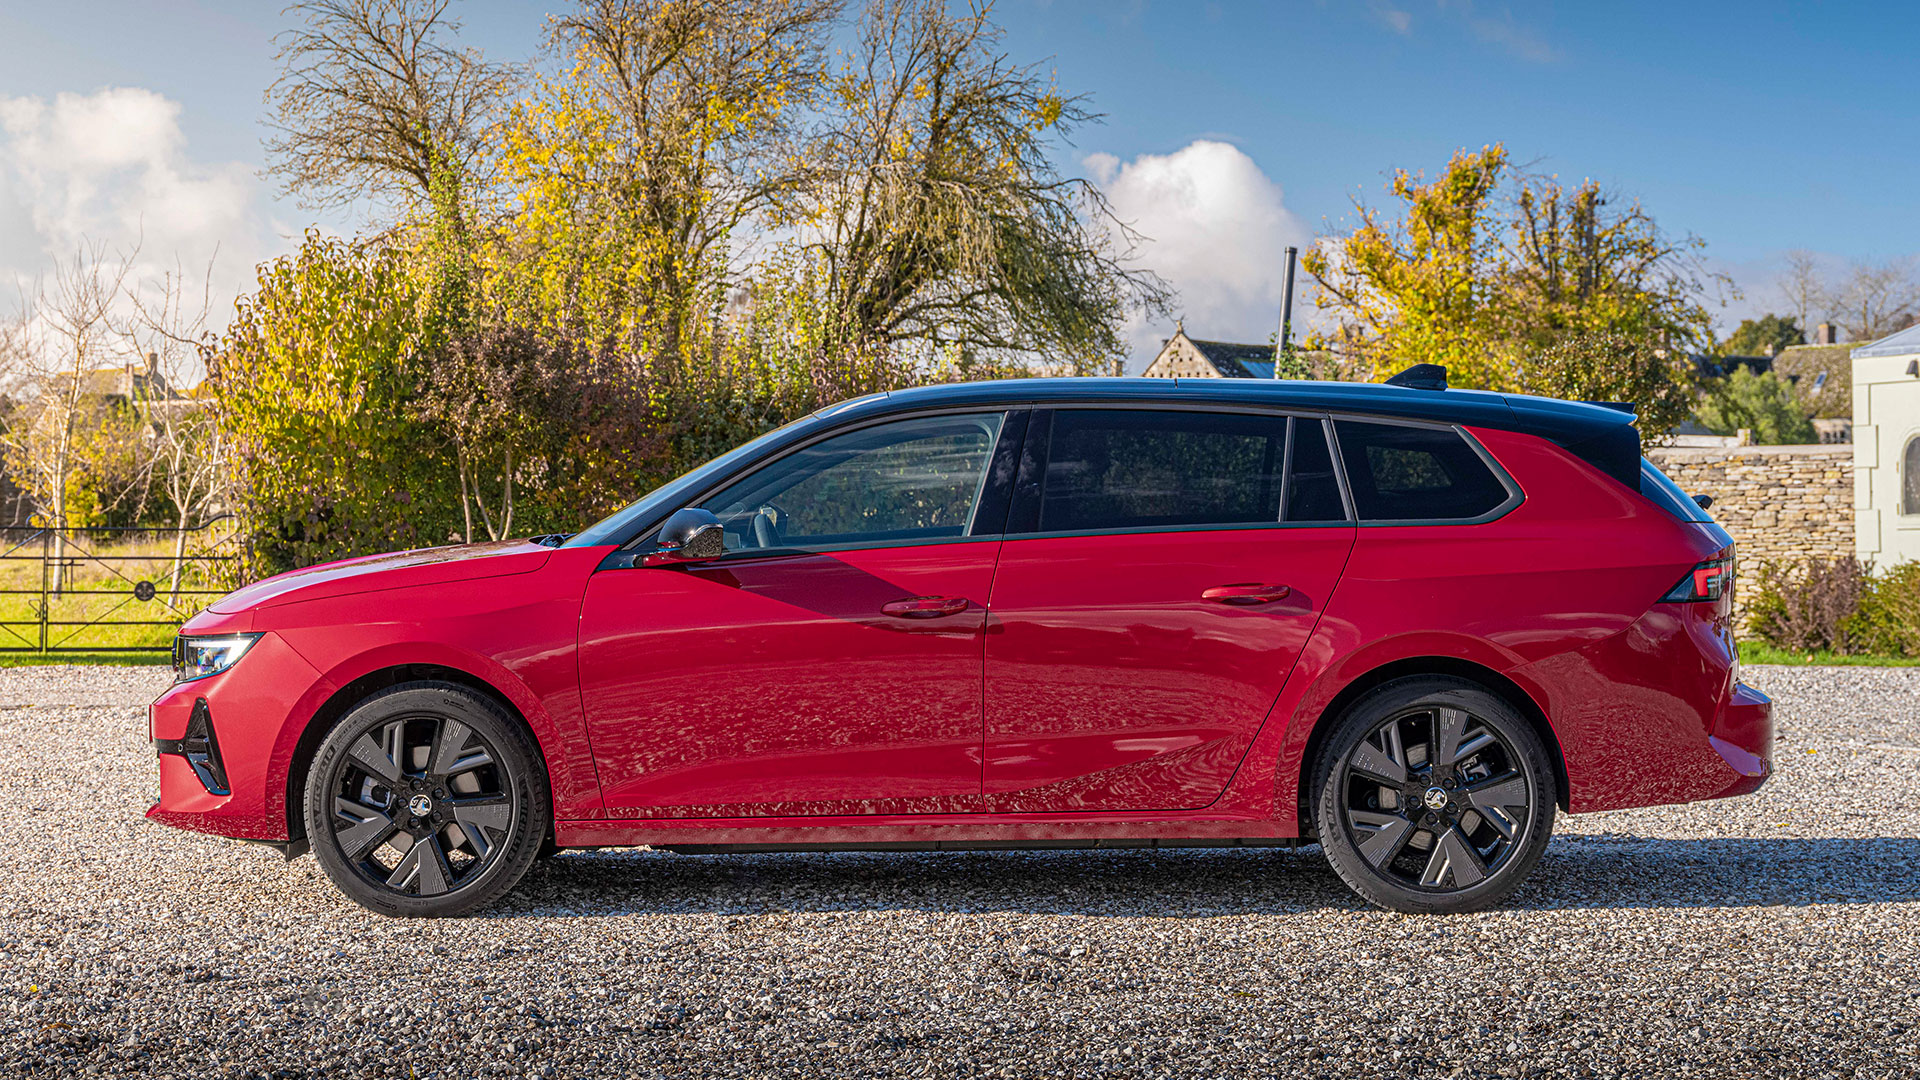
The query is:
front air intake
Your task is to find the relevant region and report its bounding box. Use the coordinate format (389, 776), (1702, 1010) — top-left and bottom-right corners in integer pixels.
(155, 698), (230, 795)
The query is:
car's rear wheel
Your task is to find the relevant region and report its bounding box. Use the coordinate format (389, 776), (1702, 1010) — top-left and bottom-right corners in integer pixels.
(1313, 676), (1556, 914)
(304, 682), (548, 917)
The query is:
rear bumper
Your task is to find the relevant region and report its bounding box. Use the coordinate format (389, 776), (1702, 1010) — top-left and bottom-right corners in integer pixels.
(1705, 680), (1772, 799)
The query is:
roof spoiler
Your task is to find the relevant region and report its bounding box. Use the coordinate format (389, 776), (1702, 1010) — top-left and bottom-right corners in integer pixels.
(1584, 400), (1638, 416)
(1384, 363), (1448, 391)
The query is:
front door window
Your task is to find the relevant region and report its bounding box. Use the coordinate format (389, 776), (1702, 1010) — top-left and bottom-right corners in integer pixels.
(700, 413), (1005, 551)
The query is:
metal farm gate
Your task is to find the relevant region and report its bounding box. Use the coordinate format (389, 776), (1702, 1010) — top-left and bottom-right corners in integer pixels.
(0, 518), (242, 655)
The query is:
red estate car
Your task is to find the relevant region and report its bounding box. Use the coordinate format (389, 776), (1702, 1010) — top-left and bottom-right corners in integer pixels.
(150, 369), (1771, 916)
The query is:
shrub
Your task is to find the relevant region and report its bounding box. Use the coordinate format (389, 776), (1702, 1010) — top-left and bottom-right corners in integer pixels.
(1846, 561), (1920, 658)
(1747, 557), (1920, 657)
(1746, 556), (1868, 653)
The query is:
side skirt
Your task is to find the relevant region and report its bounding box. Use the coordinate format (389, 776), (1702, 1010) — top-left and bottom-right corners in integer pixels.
(651, 838), (1308, 855)
(553, 817), (1304, 851)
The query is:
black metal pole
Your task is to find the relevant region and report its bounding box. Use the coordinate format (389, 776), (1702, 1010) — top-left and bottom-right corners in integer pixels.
(1277, 245), (1298, 378)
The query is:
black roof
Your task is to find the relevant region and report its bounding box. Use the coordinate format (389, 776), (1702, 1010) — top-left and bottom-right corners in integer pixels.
(836, 377), (1643, 488)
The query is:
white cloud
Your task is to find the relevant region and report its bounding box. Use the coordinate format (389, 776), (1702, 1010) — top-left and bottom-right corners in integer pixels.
(1087, 140), (1314, 372)
(1432, 1), (1559, 63)
(1370, 3), (1414, 35)
(1467, 13), (1558, 64)
(0, 87), (280, 373)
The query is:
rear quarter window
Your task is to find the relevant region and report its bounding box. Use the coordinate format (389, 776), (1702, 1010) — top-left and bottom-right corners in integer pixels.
(1333, 420), (1514, 522)
(1639, 459), (1714, 522)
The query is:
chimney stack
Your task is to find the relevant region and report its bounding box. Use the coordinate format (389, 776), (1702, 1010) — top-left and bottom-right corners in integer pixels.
(1816, 322), (1837, 345)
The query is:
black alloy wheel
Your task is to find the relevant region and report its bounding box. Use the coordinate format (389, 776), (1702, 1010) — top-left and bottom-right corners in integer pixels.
(1314, 676), (1555, 914)
(305, 682), (549, 917)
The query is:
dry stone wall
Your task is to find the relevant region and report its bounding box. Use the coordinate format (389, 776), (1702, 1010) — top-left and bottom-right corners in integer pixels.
(1644, 444), (1854, 623)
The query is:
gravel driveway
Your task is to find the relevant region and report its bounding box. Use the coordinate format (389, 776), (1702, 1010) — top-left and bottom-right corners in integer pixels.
(2, 664), (1918, 1078)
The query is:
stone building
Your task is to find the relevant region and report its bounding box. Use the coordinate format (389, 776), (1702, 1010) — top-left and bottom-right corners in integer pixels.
(1851, 323), (1920, 566)
(1142, 326), (1278, 378)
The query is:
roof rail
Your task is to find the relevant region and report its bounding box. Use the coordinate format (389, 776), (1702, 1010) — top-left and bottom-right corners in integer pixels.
(1384, 363), (1448, 391)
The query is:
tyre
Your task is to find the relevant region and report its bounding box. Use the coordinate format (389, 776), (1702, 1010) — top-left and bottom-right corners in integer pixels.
(304, 681), (549, 917)
(1313, 676), (1556, 914)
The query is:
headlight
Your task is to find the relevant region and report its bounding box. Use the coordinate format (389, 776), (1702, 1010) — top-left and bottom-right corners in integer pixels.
(173, 633), (263, 683)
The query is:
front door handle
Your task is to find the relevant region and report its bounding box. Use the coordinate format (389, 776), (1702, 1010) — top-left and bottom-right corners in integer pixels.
(1202, 583), (1292, 605)
(881, 595), (972, 619)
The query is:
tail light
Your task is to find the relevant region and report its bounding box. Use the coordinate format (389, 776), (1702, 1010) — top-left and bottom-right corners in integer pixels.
(1661, 554), (1733, 603)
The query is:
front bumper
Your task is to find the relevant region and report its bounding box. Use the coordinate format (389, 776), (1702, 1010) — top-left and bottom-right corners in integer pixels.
(147, 633), (325, 841)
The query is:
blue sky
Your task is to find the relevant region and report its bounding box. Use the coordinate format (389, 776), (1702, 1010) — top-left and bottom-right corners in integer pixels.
(1, 0), (1914, 366)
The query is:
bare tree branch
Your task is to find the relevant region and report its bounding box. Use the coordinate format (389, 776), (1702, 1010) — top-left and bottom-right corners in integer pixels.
(266, 0), (519, 223)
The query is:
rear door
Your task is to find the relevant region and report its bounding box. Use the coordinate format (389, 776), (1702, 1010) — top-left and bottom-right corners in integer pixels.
(983, 408), (1356, 812)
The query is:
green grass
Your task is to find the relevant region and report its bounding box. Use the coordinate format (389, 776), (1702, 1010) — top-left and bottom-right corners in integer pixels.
(0, 651), (168, 667)
(1738, 640), (1920, 667)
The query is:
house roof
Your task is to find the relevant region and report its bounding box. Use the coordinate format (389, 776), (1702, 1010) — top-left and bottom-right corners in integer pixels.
(1853, 323), (1920, 358)
(1188, 338), (1277, 378)
(1691, 354), (1772, 378)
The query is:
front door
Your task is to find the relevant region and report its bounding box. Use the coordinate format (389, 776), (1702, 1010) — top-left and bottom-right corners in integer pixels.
(984, 408), (1356, 812)
(579, 411), (1016, 817)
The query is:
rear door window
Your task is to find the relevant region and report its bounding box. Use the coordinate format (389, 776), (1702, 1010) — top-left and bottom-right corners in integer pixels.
(1036, 409), (1288, 532)
(1285, 417), (1347, 522)
(1332, 420), (1513, 522)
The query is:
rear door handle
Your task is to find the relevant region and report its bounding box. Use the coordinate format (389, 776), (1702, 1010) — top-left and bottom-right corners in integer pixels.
(881, 595), (972, 619)
(1202, 583), (1292, 605)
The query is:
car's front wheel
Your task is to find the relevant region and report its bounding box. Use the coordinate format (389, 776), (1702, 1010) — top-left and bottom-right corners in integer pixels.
(1313, 676), (1556, 914)
(304, 682), (549, 917)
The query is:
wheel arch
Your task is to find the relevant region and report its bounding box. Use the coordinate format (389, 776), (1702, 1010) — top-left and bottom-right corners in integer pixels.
(284, 662), (544, 844)
(1294, 656), (1569, 834)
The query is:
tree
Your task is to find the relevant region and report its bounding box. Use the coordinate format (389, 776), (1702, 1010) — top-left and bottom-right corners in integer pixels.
(1517, 330), (1698, 444)
(775, 0), (1168, 368)
(1697, 367), (1816, 445)
(129, 264), (236, 604)
(1827, 258), (1918, 342)
(1722, 313), (1804, 357)
(0, 244), (147, 591)
(266, 0), (518, 228)
(1303, 144), (1720, 434)
(1501, 173), (1718, 352)
(500, 0), (840, 358)
(1772, 252), (1920, 343)
(1302, 145), (1508, 388)
(1779, 249), (1825, 337)
(418, 318), (663, 541)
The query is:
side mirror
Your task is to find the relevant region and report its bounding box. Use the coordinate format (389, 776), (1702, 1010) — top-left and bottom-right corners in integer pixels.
(1692, 494), (1714, 510)
(643, 507), (727, 566)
